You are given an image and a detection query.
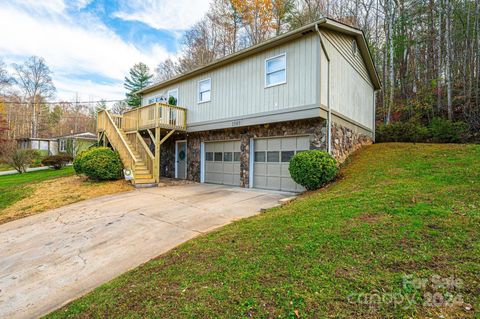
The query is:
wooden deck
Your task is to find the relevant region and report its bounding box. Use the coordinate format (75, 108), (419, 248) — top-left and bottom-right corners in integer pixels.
(97, 103), (187, 184)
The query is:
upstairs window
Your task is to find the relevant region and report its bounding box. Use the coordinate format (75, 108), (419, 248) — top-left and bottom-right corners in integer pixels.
(198, 78), (211, 103)
(265, 53), (286, 87)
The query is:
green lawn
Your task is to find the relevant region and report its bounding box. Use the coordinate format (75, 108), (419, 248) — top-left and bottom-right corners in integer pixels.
(47, 143), (480, 319)
(0, 163), (12, 171)
(0, 167), (74, 210)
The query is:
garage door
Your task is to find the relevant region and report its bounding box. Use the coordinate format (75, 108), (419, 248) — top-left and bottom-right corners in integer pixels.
(253, 136), (310, 192)
(205, 141), (241, 186)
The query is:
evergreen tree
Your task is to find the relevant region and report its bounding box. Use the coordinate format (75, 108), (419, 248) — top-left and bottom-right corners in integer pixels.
(124, 63), (153, 108)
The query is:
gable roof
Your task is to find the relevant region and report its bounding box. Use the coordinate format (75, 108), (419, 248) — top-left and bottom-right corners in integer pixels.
(55, 132), (97, 140)
(137, 17), (381, 95)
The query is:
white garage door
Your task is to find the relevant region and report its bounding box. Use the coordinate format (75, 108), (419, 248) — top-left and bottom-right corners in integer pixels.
(253, 136), (310, 192)
(205, 141), (241, 186)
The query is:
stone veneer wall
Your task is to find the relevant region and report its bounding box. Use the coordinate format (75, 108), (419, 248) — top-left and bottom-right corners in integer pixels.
(330, 121), (373, 163)
(160, 138), (175, 178)
(186, 118), (327, 187)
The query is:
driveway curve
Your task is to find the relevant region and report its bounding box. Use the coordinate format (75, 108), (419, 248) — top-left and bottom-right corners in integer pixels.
(0, 183), (290, 319)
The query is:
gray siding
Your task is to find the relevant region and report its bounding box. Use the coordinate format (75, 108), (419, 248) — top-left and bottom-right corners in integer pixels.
(142, 33), (319, 127)
(320, 30), (375, 130)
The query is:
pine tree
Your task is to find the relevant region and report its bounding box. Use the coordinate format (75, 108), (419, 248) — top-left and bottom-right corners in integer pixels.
(124, 63), (153, 108)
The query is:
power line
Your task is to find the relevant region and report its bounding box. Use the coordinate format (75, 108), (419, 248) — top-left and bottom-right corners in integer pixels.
(0, 99), (126, 105)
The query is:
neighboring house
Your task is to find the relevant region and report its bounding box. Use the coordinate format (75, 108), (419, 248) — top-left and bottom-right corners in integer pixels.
(98, 18), (381, 191)
(17, 138), (58, 156)
(56, 132), (97, 157)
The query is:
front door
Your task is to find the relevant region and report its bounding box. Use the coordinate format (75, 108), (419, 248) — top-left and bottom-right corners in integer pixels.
(176, 141), (187, 179)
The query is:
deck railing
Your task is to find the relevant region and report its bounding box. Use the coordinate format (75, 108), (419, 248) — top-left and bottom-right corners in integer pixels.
(122, 102), (187, 132)
(97, 110), (137, 171)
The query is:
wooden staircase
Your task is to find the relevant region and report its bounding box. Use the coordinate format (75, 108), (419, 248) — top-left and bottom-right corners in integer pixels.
(97, 104), (187, 186)
(119, 130), (156, 185)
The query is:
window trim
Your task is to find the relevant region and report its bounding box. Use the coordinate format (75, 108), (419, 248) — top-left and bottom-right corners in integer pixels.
(197, 78), (212, 104)
(265, 53), (287, 88)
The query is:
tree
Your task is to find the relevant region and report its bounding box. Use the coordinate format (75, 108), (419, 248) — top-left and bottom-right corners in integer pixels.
(12, 56), (56, 138)
(155, 58), (178, 82)
(0, 59), (13, 93)
(111, 100), (129, 114)
(124, 63), (153, 108)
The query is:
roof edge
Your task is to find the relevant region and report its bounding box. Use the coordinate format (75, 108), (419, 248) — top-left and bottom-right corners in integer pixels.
(137, 17), (381, 94)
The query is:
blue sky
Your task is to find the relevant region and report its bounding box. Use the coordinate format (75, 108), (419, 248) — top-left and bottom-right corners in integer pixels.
(0, 0), (211, 102)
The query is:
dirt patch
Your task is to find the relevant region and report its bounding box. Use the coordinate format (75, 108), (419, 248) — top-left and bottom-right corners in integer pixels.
(0, 175), (133, 224)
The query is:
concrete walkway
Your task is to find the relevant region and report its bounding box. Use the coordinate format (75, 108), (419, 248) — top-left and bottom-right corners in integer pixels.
(0, 166), (50, 176)
(0, 183), (292, 319)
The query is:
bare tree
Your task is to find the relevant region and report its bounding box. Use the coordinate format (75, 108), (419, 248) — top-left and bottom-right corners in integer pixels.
(13, 56), (56, 138)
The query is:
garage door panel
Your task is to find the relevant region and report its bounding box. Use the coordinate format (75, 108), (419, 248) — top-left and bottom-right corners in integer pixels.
(267, 138), (281, 150)
(253, 136), (311, 192)
(254, 163), (267, 175)
(255, 139), (267, 151)
(266, 176), (281, 190)
(281, 137), (297, 150)
(254, 176), (266, 188)
(280, 164), (291, 177)
(205, 141), (241, 186)
(281, 178), (297, 192)
(296, 136), (310, 150)
(267, 164), (281, 175)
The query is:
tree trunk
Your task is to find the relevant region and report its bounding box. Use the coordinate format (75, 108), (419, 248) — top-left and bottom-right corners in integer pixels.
(437, 0), (443, 113)
(445, 0), (453, 120)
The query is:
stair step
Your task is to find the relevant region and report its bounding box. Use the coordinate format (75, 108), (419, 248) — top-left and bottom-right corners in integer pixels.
(135, 174), (153, 179)
(134, 178), (156, 185)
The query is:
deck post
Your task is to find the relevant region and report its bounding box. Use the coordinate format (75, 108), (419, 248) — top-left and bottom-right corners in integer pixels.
(154, 127), (161, 183)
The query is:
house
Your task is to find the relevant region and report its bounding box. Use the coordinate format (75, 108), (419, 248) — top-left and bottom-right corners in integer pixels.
(98, 18), (381, 191)
(17, 137), (58, 156)
(56, 132), (97, 157)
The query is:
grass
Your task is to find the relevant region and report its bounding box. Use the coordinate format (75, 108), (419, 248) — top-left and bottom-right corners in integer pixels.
(0, 163), (12, 171)
(0, 167), (75, 211)
(0, 166), (133, 224)
(47, 143), (480, 319)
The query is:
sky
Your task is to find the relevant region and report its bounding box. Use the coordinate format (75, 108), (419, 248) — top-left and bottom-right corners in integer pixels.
(0, 0), (211, 103)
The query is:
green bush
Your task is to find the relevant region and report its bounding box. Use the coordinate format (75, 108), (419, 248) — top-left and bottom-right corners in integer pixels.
(288, 150), (338, 191)
(376, 122), (430, 143)
(73, 147), (123, 181)
(73, 150), (87, 174)
(429, 117), (468, 143)
(41, 153), (73, 170)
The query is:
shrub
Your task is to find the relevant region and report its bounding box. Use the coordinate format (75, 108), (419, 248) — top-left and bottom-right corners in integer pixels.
(73, 147), (123, 181)
(376, 122), (430, 143)
(429, 117), (468, 143)
(288, 150), (338, 191)
(6, 149), (39, 173)
(73, 150), (87, 174)
(41, 153), (73, 170)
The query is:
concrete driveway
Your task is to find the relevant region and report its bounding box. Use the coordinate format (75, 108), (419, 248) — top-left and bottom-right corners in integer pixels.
(0, 183), (291, 319)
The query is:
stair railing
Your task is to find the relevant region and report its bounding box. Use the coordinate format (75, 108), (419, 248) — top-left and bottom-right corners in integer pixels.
(98, 110), (137, 172)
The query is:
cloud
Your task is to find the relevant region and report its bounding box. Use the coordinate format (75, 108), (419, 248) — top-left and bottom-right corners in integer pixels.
(0, 1), (172, 101)
(113, 0), (211, 30)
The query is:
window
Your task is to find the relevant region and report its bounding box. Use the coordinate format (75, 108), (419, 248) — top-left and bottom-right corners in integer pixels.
(214, 152), (222, 161)
(147, 95), (166, 105)
(223, 152), (233, 162)
(267, 151), (280, 162)
(167, 89), (178, 105)
(205, 152), (213, 161)
(59, 140), (66, 152)
(234, 152), (241, 162)
(281, 151), (295, 162)
(198, 78), (211, 103)
(254, 151), (265, 162)
(265, 53), (286, 87)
